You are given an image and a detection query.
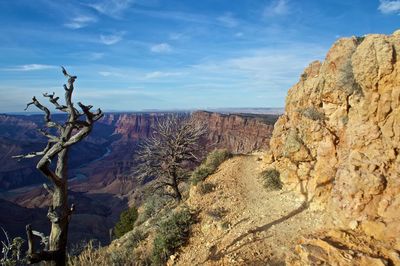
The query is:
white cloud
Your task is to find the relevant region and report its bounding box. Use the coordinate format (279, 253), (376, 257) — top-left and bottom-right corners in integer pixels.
(378, 0), (400, 14)
(64, 15), (97, 29)
(100, 33), (124, 45)
(144, 71), (183, 79)
(99, 71), (124, 77)
(150, 43), (172, 53)
(2, 64), (57, 71)
(264, 0), (290, 17)
(217, 12), (238, 27)
(88, 0), (133, 18)
(191, 43), (327, 90)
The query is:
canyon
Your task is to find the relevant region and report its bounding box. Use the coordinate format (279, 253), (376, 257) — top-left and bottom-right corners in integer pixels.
(0, 110), (278, 245)
(89, 30), (400, 266)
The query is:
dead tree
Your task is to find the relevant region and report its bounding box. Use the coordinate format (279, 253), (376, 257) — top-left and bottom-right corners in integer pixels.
(12, 67), (103, 265)
(135, 115), (206, 201)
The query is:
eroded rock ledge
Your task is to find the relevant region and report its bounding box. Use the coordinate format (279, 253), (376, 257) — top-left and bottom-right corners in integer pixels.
(266, 30), (400, 264)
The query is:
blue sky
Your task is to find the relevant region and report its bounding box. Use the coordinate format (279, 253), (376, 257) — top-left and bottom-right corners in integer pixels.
(0, 0), (399, 112)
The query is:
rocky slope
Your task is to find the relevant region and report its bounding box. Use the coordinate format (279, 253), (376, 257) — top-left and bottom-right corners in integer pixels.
(265, 30), (400, 264)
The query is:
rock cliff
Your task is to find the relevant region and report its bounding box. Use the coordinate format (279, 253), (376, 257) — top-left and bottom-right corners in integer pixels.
(192, 111), (277, 154)
(266, 30), (400, 264)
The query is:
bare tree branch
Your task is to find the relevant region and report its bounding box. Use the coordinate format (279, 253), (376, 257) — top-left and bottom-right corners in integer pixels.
(135, 115), (207, 201)
(37, 128), (60, 142)
(13, 67), (102, 265)
(43, 92), (71, 113)
(43, 183), (54, 195)
(12, 142), (52, 160)
(32, 230), (49, 250)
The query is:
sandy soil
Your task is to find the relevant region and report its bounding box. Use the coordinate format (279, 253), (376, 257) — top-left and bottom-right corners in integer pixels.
(174, 154), (326, 265)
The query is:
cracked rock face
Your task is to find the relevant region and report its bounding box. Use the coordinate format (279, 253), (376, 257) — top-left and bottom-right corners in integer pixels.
(268, 30), (400, 263)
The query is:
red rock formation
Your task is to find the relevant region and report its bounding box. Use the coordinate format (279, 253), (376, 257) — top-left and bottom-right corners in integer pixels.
(192, 111), (277, 154)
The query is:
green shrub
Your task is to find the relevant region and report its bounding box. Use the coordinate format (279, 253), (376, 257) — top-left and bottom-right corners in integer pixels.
(151, 208), (195, 265)
(143, 194), (168, 221)
(191, 165), (213, 185)
(300, 107), (324, 121)
(198, 182), (216, 195)
(191, 149), (231, 185)
(125, 229), (146, 249)
(114, 207), (139, 238)
(206, 149), (231, 169)
(261, 169), (282, 191)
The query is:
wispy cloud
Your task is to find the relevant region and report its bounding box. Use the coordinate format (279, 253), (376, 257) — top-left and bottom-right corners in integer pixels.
(99, 71), (124, 77)
(64, 15), (97, 29)
(100, 33), (124, 45)
(150, 43), (172, 53)
(144, 71), (183, 79)
(2, 64), (57, 71)
(378, 0), (400, 14)
(131, 9), (211, 25)
(217, 12), (239, 27)
(191, 43), (327, 90)
(88, 0), (133, 18)
(264, 0), (290, 17)
(88, 52), (104, 60)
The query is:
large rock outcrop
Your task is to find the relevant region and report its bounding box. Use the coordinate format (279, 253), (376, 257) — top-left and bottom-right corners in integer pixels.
(267, 30), (400, 264)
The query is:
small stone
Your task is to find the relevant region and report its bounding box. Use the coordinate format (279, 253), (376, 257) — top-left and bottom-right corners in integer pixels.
(349, 220), (358, 230)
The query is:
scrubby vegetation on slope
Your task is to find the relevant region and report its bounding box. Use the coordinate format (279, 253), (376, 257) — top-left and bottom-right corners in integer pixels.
(113, 207), (139, 238)
(151, 208), (196, 265)
(191, 149), (231, 185)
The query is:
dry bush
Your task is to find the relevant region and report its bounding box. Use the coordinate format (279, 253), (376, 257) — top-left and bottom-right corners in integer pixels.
(198, 182), (216, 195)
(261, 169), (282, 191)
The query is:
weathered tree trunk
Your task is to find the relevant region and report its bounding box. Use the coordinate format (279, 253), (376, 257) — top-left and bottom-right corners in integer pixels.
(48, 149), (69, 266)
(171, 171), (182, 202)
(13, 68), (103, 265)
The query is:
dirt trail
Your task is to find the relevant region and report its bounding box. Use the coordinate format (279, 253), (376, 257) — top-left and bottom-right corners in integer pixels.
(175, 154), (326, 265)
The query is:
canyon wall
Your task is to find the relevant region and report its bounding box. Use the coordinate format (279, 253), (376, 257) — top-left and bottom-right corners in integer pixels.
(192, 111), (277, 153)
(266, 30), (400, 264)
(103, 111), (277, 153)
(1, 111), (276, 191)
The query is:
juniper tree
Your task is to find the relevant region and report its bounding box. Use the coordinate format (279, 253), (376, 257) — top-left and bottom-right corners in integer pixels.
(135, 115), (206, 201)
(12, 67), (103, 265)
